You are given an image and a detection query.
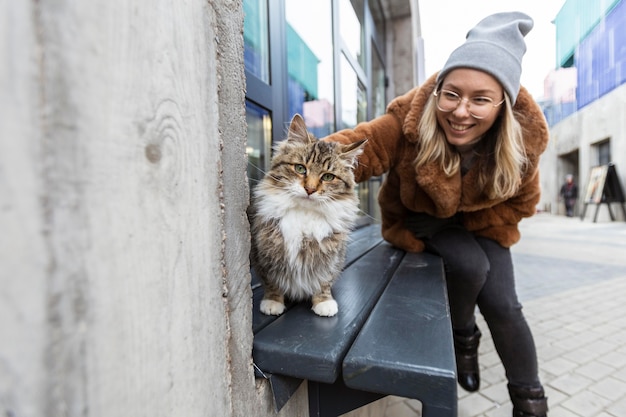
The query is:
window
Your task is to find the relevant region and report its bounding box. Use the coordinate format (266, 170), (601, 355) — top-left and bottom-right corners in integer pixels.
(243, 0), (270, 83)
(339, 0), (366, 71)
(371, 42), (386, 118)
(245, 102), (272, 190)
(243, 0), (387, 219)
(285, 0), (335, 137)
(596, 139), (611, 165)
(340, 54), (368, 129)
(243, 0), (286, 184)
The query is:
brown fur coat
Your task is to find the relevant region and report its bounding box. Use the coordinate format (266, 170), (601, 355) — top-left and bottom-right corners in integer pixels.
(326, 73), (549, 252)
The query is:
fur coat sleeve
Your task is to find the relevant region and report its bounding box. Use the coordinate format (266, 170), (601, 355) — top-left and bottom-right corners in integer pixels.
(324, 73), (549, 252)
(321, 113), (405, 182)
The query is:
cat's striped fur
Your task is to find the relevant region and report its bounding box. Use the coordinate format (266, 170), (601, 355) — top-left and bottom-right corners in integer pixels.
(250, 114), (366, 317)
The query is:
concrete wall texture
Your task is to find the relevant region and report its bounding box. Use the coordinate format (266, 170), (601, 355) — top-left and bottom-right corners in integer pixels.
(0, 1), (277, 416)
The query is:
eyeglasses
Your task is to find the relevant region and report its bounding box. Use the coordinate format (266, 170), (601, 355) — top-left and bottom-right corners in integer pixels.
(433, 89), (505, 119)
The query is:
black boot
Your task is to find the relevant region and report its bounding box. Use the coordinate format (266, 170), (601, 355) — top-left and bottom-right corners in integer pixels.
(508, 384), (548, 417)
(453, 326), (481, 392)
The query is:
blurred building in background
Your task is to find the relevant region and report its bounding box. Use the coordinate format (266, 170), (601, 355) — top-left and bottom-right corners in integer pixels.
(540, 0), (626, 221)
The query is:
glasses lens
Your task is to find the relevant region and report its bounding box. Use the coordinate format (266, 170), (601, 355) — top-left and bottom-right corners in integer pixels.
(470, 107), (489, 119)
(469, 98), (493, 119)
(436, 90), (459, 112)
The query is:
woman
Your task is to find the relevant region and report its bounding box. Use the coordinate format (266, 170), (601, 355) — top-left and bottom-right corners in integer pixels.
(324, 12), (549, 417)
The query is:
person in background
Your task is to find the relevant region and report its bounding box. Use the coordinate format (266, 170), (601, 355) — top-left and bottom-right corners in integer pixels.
(560, 174), (578, 217)
(323, 12), (549, 417)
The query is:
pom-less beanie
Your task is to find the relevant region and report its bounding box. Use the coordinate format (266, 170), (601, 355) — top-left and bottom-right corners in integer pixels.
(436, 12), (534, 104)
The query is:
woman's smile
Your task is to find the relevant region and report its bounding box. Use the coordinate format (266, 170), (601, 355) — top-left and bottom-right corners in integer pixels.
(448, 121), (474, 133)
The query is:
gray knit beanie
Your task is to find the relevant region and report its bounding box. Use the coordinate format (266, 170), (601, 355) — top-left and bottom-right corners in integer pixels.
(436, 12), (534, 104)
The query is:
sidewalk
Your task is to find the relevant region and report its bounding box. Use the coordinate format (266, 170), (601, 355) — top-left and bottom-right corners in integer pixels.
(378, 213), (626, 417)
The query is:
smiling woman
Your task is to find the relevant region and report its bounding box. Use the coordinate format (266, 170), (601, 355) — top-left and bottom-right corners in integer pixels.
(322, 11), (550, 417)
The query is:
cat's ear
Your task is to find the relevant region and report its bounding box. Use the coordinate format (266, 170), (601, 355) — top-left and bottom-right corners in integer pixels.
(287, 114), (312, 144)
(340, 139), (367, 167)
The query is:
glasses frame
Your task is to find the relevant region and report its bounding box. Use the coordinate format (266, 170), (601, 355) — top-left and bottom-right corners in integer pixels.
(433, 89), (505, 120)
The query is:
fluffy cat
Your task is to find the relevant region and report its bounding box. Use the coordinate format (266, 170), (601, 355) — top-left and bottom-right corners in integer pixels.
(250, 114), (366, 317)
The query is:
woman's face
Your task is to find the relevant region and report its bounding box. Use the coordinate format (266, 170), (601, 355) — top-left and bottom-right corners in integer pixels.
(435, 68), (504, 147)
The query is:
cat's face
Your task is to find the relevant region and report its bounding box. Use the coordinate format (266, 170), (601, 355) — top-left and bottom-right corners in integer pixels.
(260, 115), (366, 205)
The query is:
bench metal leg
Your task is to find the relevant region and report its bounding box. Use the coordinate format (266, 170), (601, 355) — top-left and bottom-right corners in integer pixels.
(308, 379), (385, 417)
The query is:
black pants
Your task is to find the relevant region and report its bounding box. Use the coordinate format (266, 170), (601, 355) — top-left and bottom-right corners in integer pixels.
(423, 225), (541, 387)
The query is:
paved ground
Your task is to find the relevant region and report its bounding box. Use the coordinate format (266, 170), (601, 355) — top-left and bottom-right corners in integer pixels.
(373, 213), (626, 417)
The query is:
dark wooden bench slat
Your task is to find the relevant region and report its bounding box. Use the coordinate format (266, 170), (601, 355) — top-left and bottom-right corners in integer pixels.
(252, 242), (404, 384)
(342, 252), (457, 416)
(344, 223), (384, 267)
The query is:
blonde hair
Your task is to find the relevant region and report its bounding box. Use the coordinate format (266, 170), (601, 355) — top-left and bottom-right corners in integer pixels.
(415, 93), (527, 199)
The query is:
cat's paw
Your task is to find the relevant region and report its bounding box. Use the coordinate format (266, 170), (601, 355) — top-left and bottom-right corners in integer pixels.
(312, 300), (338, 317)
(260, 299), (286, 316)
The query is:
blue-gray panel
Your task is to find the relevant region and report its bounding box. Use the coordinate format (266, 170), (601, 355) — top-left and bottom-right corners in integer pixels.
(342, 252), (457, 416)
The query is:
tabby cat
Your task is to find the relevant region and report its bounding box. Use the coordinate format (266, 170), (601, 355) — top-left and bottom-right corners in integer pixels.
(250, 114), (366, 317)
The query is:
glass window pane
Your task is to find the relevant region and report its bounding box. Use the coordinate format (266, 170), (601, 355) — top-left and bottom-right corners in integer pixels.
(368, 45), (385, 223)
(358, 181), (370, 218)
(340, 54), (367, 129)
(340, 0), (366, 70)
(371, 44), (386, 117)
(246, 101), (272, 191)
(370, 0), (385, 47)
(285, 0), (335, 138)
(243, 0), (270, 83)
(598, 141), (611, 165)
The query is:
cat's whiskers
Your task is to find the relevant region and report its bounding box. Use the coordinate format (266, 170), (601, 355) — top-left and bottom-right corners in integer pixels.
(254, 175), (378, 223)
(259, 181), (297, 195)
(248, 177), (265, 185)
(247, 160), (270, 176)
(357, 210), (379, 222)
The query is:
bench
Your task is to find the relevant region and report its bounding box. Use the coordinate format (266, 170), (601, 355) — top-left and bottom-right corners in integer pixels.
(252, 224), (457, 417)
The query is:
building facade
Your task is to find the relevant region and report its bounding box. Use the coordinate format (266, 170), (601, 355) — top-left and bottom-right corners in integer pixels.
(540, 0), (626, 221)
